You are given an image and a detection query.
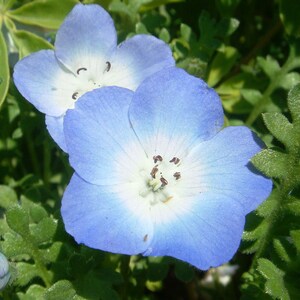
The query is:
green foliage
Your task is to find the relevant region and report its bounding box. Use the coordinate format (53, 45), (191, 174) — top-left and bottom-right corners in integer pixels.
(0, 31), (9, 109)
(241, 84), (300, 299)
(0, 0), (300, 299)
(7, 0), (78, 29)
(279, 0), (300, 37)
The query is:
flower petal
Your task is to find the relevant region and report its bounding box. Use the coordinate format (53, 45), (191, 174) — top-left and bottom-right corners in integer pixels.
(103, 34), (175, 90)
(129, 67), (224, 157)
(13, 50), (77, 117)
(183, 126), (273, 214)
(144, 192), (245, 270)
(64, 87), (145, 185)
(61, 174), (153, 254)
(55, 4), (117, 74)
(45, 115), (67, 151)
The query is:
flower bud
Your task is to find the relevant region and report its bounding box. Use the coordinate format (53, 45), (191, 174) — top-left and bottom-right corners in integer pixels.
(0, 253), (10, 290)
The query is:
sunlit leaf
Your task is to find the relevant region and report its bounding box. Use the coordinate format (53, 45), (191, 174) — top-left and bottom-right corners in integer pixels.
(0, 31), (9, 109)
(7, 0), (77, 29)
(257, 258), (290, 300)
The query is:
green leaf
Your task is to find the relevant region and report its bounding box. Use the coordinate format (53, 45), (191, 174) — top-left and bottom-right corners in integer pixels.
(243, 219), (269, 242)
(135, 22), (149, 34)
(263, 113), (294, 147)
(75, 272), (120, 300)
(287, 83), (300, 125)
(9, 29), (53, 59)
(252, 149), (290, 178)
(0, 185), (18, 209)
(17, 284), (46, 300)
(290, 230), (300, 252)
(7, 0), (78, 29)
(279, 72), (300, 90)
(257, 56), (281, 79)
(159, 28), (170, 43)
(29, 205), (48, 223)
(44, 280), (77, 300)
(216, 72), (255, 113)
(140, 0), (183, 12)
(241, 89), (263, 106)
(30, 217), (58, 244)
(180, 23), (192, 42)
(1, 232), (31, 257)
(41, 242), (63, 263)
(216, 17), (240, 37)
(0, 30), (10, 109)
(279, 0), (300, 37)
(16, 262), (40, 286)
(285, 199), (300, 216)
(207, 46), (239, 86)
(6, 205), (30, 237)
(177, 57), (206, 78)
(273, 238), (292, 264)
(257, 258), (290, 300)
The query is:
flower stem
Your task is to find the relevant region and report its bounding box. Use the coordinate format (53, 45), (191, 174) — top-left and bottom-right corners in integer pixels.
(120, 255), (131, 300)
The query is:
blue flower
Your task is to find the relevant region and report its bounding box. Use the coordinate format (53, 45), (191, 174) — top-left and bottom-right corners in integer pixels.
(13, 3), (174, 151)
(0, 252), (10, 290)
(61, 68), (272, 270)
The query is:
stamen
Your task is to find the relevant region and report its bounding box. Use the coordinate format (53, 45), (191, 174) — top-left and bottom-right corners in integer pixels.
(170, 157), (180, 164)
(105, 61), (111, 72)
(153, 155), (163, 163)
(150, 166), (158, 178)
(72, 92), (79, 100)
(76, 67), (87, 75)
(160, 176), (168, 186)
(173, 172), (181, 180)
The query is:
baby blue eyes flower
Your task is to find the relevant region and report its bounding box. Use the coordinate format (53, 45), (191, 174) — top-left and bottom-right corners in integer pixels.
(0, 252), (10, 290)
(61, 68), (272, 270)
(13, 3), (174, 151)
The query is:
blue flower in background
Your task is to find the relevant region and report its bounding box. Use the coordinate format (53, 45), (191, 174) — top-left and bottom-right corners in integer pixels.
(0, 253), (10, 290)
(61, 68), (272, 270)
(13, 3), (174, 151)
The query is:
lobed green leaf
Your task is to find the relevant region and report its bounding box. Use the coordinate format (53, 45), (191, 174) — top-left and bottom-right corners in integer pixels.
(0, 185), (18, 209)
(257, 258), (290, 300)
(251, 149), (290, 178)
(262, 113), (294, 148)
(6, 205), (30, 237)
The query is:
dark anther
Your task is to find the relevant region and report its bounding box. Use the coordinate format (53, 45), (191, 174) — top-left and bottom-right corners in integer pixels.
(150, 166), (158, 179)
(143, 234), (148, 242)
(173, 172), (181, 180)
(76, 67), (87, 75)
(105, 61), (111, 72)
(170, 157), (180, 164)
(153, 155), (163, 163)
(72, 92), (79, 100)
(160, 176), (168, 186)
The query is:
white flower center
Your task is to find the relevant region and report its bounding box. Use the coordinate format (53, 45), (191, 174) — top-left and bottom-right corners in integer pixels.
(71, 61), (111, 101)
(138, 154), (182, 206)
